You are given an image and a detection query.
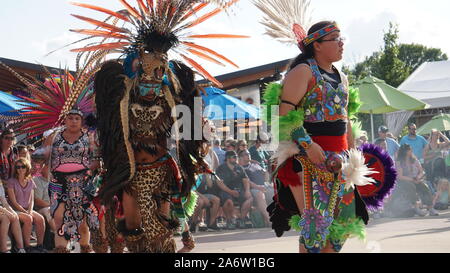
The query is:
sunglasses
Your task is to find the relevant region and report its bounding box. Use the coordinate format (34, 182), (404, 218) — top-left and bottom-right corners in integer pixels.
(16, 165), (27, 169)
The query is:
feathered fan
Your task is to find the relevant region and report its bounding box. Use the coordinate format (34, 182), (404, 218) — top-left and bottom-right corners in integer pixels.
(69, 0), (248, 86)
(0, 49), (107, 139)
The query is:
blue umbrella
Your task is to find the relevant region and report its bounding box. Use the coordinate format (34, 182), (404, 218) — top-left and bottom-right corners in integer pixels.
(0, 91), (33, 117)
(201, 87), (260, 120)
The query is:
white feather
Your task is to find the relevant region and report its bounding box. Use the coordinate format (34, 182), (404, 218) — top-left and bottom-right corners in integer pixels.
(342, 149), (378, 191)
(271, 141), (300, 166)
(252, 0), (313, 45)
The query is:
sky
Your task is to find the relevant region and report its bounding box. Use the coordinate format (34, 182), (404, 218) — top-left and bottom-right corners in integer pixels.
(1, 0), (450, 78)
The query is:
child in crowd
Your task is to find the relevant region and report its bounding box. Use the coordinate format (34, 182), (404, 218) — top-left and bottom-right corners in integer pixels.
(433, 179), (449, 210)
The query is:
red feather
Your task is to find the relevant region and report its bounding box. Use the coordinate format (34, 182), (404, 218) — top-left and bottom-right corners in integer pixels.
(70, 42), (130, 52)
(70, 2), (130, 22)
(186, 49), (225, 66)
(180, 3), (208, 22)
(70, 29), (130, 40)
(136, 0), (150, 15)
(187, 0), (239, 28)
(118, 0), (142, 20)
(182, 42), (239, 68)
(71, 14), (129, 33)
(181, 54), (223, 88)
(188, 34), (250, 39)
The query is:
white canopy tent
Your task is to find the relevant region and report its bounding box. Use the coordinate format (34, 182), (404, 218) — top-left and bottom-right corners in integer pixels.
(386, 61), (450, 136)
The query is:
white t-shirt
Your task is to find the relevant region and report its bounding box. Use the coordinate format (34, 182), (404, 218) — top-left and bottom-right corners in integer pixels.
(0, 184), (5, 199)
(0, 184), (5, 207)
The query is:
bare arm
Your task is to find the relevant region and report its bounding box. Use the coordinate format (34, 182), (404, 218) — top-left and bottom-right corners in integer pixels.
(28, 190), (34, 214)
(242, 178), (251, 193)
(439, 132), (450, 148)
(34, 197), (50, 208)
(216, 179), (234, 195)
(279, 65), (312, 116)
(347, 119), (355, 149)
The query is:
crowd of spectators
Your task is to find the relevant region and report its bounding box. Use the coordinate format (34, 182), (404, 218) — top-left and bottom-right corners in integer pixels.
(188, 136), (273, 233)
(358, 123), (450, 218)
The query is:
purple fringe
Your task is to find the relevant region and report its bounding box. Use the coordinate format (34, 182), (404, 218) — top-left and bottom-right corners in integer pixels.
(357, 143), (397, 211)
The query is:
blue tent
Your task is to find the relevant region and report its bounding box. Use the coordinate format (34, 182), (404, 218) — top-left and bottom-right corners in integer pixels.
(201, 87), (260, 120)
(0, 91), (33, 117)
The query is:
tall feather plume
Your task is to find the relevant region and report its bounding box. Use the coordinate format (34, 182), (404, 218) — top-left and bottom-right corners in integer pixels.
(0, 52), (99, 140)
(252, 0), (312, 45)
(67, 0), (247, 86)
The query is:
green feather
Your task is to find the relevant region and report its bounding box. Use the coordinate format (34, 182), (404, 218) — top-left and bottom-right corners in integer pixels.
(351, 119), (363, 139)
(183, 191), (199, 217)
(329, 217), (366, 242)
(261, 82), (283, 124)
(261, 82), (305, 142)
(348, 86), (362, 119)
(288, 215), (302, 232)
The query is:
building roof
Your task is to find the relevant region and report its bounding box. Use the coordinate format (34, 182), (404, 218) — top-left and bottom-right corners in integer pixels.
(398, 61), (450, 108)
(0, 57), (73, 93)
(198, 59), (290, 89)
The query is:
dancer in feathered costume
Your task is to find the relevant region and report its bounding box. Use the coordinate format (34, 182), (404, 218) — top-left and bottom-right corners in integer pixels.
(254, 0), (396, 253)
(68, 0), (247, 253)
(0, 53), (106, 253)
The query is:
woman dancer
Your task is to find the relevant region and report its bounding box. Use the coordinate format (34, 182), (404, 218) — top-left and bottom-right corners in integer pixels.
(43, 109), (100, 253)
(254, 0), (390, 253)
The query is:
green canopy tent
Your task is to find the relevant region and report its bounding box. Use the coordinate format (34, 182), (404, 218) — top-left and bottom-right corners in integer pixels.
(353, 76), (429, 142)
(417, 113), (450, 135)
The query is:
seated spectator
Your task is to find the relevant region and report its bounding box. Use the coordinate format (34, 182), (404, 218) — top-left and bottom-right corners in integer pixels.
(6, 158), (46, 253)
(424, 129), (450, 186)
(238, 150), (271, 227)
(395, 144), (439, 217)
(191, 175), (221, 231)
(17, 145), (31, 162)
(215, 151), (253, 230)
(236, 140), (248, 155)
(248, 135), (271, 171)
(433, 178), (449, 210)
(31, 153), (56, 237)
(212, 139), (226, 166)
(224, 139), (237, 152)
(0, 182), (26, 253)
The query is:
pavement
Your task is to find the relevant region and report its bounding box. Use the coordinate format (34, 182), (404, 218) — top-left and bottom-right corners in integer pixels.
(8, 210), (450, 253)
(176, 210), (450, 253)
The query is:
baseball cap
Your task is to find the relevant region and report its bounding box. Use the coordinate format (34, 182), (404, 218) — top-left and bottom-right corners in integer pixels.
(378, 126), (388, 133)
(225, 151), (238, 159)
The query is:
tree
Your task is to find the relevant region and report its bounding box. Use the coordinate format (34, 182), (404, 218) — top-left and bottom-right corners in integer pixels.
(345, 23), (448, 87)
(344, 23), (448, 139)
(398, 43), (448, 73)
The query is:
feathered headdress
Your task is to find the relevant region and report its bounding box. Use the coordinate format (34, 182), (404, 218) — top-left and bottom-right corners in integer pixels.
(253, 0), (312, 51)
(0, 50), (106, 139)
(68, 0), (248, 86)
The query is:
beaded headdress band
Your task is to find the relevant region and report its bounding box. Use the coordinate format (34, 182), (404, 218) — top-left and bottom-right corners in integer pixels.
(302, 24), (339, 46)
(67, 108), (84, 118)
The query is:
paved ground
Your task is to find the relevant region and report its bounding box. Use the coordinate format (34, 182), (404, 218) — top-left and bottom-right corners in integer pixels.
(176, 210), (450, 253)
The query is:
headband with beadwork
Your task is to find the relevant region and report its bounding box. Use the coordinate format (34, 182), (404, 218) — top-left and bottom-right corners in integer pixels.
(67, 108), (84, 118)
(302, 24), (340, 46)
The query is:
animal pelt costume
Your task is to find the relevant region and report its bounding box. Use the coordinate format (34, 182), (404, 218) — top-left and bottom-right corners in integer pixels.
(69, 0), (247, 252)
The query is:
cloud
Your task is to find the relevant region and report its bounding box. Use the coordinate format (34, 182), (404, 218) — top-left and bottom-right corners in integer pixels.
(343, 11), (398, 66)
